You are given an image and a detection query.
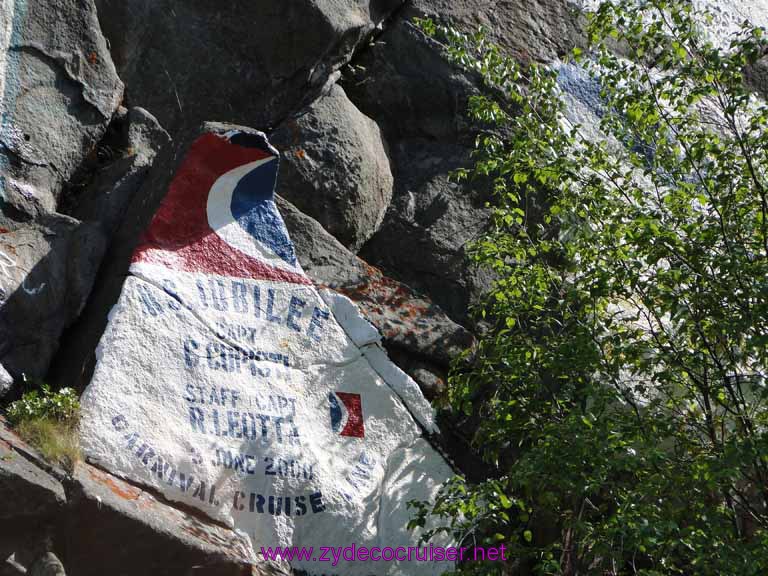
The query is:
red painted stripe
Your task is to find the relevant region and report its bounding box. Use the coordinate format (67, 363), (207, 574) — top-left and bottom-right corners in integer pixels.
(131, 132), (311, 285)
(337, 392), (365, 438)
(134, 234), (311, 284)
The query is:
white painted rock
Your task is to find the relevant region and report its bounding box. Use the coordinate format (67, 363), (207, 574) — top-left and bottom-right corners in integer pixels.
(79, 125), (454, 576)
(0, 362), (12, 397)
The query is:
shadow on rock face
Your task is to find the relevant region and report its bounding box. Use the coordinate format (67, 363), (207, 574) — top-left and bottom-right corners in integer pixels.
(341, 19), (497, 326)
(0, 214), (107, 391)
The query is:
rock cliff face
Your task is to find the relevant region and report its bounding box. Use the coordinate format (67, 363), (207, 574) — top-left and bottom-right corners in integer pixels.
(0, 0), (762, 573)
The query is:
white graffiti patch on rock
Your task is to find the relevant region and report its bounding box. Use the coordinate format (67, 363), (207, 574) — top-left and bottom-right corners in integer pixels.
(0, 248), (45, 299)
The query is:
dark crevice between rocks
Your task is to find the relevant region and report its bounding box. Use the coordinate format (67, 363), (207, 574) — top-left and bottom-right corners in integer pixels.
(261, 1), (411, 135)
(352, 0), (414, 59)
(58, 108), (130, 219)
(48, 108), (170, 393)
(281, 0), (414, 127)
(434, 411), (491, 483)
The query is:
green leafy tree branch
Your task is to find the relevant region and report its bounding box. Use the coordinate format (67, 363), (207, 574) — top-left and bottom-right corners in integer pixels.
(411, 2), (768, 574)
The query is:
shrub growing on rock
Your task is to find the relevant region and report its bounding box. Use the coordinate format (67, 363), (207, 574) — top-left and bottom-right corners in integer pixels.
(7, 385), (80, 425)
(7, 385), (80, 470)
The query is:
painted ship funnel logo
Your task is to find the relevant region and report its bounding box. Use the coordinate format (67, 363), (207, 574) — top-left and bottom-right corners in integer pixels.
(329, 392), (365, 438)
(132, 130), (309, 285)
(207, 155), (296, 268)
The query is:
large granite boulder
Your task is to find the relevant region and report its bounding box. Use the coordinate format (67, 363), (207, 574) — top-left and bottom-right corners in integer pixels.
(76, 122), (454, 575)
(0, 0), (123, 218)
(342, 22), (494, 323)
(277, 195), (475, 399)
(70, 107), (171, 237)
(0, 213), (106, 382)
(406, 0), (584, 63)
(271, 84), (393, 252)
(94, 0), (405, 133)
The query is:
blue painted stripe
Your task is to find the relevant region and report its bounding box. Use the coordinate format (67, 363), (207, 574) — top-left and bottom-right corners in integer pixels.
(230, 159), (298, 266)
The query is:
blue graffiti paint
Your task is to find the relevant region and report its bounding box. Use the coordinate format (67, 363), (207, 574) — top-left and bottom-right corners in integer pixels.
(0, 0), (28, 202)
(230, 159), (298, 266)
(556, 63), (604, 119)
(557, 62), (658, 168)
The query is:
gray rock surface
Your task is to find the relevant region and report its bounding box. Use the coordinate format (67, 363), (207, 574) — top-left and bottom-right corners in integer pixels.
(0, 0), (123, 218)
(71, 107), (171, 236)
(94, 0), (405, 133)
(0, 214), (107, 381)
(276, 196), (372, 289)
(0, 424), (65, 521)
(360, 141), (495, 324)
(342, 21), (495, 323)
(405, 0), (584, 63)
(271, 84), (393, 251)
(0, 417), (65, 563)
(277, 195), (475, 378)
(342, 21), (479, 143)
(64, 464), (279, 576)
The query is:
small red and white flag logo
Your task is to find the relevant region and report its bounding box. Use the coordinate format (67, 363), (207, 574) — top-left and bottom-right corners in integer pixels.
(329, 392), (365, 438)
